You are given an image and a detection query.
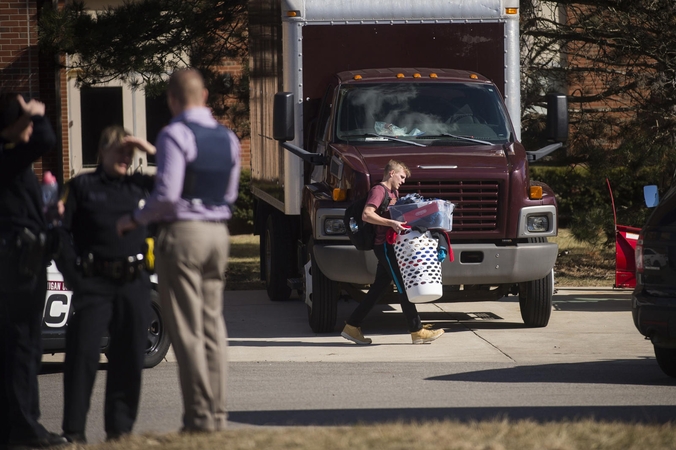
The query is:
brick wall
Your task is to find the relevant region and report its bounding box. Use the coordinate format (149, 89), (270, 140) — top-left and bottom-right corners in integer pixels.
(1, 0), (63, 182)
(0, 1), (38, 95)
(562, 5), (641, 151)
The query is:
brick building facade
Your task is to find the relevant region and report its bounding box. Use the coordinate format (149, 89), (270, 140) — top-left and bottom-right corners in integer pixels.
(1, 0), (249, 185)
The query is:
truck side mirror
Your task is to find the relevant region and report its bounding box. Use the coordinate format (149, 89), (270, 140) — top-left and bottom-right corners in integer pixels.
(546, 93), (568, 143)
(273, 92), (295, 141)
(644, 185), (659, 208)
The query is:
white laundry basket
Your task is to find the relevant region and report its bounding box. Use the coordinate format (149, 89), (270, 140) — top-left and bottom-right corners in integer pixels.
(393, 229), (443, 303)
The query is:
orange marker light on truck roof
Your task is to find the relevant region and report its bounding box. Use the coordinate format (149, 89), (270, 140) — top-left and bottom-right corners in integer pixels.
(470, 73), (479, 79)
(429, 73), (438, 78)
(396, 73), (405, 78)
(286, 10), (299, 17)
(506, 8), (518, 14)
(353, 74), (362, 80)
(413, 73), (421, 78)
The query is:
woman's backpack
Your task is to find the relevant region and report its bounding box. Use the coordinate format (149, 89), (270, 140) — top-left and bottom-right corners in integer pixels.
(343, 184), (390, 251)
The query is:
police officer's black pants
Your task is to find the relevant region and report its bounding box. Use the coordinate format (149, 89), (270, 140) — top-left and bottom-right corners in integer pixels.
(62, 273), (151, 438)
(346, 242), (423, 332)
(0, 266), (50, 445)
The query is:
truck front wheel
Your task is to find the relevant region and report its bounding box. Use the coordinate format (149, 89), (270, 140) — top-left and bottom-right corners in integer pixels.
(264, 215), (293, 301)
(518, 269), (553, 327)
(305, 239), (338, 333)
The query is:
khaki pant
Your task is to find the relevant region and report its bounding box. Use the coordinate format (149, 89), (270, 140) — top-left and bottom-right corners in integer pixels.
(155, 221), (230, 431)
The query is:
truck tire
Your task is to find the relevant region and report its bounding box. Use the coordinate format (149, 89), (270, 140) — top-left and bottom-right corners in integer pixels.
(519, 269), (553, 328)
(306, 239), (339, 333)
(264, 215), (293, 301)
(144, 289), (171, 368)
(654, 345), (676, 378)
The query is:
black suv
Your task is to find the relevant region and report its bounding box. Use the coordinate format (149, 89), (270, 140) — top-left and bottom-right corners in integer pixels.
(632, 185), (676, 378)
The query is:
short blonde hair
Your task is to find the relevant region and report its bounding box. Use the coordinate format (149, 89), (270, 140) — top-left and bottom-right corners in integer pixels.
(384, 159), (411, 178)
(98, 125), (130, 153)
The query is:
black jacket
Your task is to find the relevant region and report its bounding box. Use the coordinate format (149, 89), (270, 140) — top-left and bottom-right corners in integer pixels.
(55, 167), (154, 289)
(0, 116), (56, 235)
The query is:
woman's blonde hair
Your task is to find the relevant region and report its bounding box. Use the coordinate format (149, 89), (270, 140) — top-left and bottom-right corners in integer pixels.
(384, 159), (411, 178)
(98, 125), (130, 153)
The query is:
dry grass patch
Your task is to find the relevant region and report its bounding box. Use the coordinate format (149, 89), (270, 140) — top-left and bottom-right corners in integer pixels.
(84, 420), (676, 450)
(550, 230), (615, 287)
(225, 234), (263, 290)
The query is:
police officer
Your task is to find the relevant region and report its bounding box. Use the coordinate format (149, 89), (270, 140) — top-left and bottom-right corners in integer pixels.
(56, 125), (155, 444)
(0, 92), (67, 449)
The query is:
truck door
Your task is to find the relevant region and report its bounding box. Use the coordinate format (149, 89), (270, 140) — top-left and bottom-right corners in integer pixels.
(309, 84), (335, 183)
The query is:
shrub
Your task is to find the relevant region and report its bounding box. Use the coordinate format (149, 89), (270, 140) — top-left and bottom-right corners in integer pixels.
(229, 168), (254, 235)
(530, 165), (653, 246)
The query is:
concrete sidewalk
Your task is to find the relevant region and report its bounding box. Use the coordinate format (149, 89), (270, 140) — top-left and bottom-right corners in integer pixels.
(43, 286), (642, 366)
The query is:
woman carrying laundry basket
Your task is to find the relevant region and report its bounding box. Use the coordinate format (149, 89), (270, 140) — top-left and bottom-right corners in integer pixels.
(340, 160), (445, 345)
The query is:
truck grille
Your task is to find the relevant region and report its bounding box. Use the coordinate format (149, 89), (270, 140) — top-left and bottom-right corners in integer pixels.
(399, 181), (499, 232)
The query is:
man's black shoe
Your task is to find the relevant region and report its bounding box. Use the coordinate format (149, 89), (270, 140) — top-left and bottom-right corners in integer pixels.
(8, 432), (68, 448)
(62, 432), (87, 445)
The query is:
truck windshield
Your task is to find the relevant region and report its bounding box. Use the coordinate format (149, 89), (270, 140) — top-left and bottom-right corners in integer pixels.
(335, 82), (512, 145)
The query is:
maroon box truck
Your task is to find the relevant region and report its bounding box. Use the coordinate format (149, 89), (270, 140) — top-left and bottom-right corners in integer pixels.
(248, 0), (568, 332)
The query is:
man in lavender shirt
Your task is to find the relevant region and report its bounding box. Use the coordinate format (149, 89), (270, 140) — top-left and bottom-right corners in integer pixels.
(117, 68), (240, 432)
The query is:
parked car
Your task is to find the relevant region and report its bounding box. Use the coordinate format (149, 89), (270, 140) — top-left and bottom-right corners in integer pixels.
(632, 185), (676, 378)
(42, 262), (171, 368)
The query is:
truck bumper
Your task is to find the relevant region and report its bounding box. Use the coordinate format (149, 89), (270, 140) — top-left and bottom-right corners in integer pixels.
(313, 241), (558, 285)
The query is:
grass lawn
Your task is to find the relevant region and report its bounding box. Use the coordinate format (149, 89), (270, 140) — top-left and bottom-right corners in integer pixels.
(550, 229), (616, 288)
(87, 420), (676, 450)
(225, 234), (263, 291)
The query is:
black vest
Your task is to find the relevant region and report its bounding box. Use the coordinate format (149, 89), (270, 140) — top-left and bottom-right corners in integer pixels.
(181, 122), (234, 206)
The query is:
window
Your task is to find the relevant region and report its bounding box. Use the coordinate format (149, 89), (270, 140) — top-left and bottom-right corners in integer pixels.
(80, 87), (123, 167)
(144, 92), (172, 166)
(68, 78), (160, 176)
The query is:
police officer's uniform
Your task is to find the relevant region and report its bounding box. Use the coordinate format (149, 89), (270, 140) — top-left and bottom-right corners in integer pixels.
(57, 167), (154, 442)
(0, 113), (61, 448)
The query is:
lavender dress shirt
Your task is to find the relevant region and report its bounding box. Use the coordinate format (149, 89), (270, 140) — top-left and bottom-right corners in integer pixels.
(133, 107), (241, 225)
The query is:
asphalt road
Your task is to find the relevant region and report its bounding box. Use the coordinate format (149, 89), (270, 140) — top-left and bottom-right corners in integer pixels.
(38, 287), (676, 443)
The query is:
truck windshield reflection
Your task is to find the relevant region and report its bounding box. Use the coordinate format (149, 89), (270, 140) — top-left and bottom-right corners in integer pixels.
(335, 82), (512, 144)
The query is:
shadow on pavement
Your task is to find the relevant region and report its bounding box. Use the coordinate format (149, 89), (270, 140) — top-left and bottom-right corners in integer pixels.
(229, 404), (676, 426)
(426, 358), (676, 386)
(553, 298), (631, 312)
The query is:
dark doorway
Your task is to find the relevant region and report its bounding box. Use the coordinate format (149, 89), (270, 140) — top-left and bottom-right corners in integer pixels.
(145, 92), (172, 166)
(80, 87), (124, 167)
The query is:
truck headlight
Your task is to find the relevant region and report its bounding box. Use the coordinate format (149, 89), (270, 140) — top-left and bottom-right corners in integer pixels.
(518, 205), (556, 237)
(324, 218), (346, 235)
(527, 215), (549, 232)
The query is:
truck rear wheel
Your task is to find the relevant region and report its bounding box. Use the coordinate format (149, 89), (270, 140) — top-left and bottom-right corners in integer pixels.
(519, 269), (553, 328)
(654, 345), (676, 378)
(305, 239), (338, 333)
(264, 215), (293, 301)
